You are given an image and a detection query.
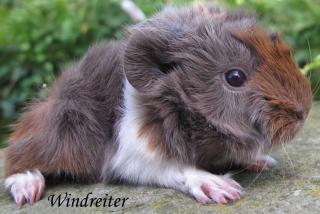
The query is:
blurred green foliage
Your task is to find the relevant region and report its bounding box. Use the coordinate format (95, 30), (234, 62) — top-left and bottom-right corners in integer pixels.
(0, 0), (131, 120)
(0, 0), (194, 121)
(0, 0), (319, 145)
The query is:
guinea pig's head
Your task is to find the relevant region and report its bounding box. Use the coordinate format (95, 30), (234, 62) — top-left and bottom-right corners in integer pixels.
(234, 29), (313, 146)
(123, 6), (312, 149)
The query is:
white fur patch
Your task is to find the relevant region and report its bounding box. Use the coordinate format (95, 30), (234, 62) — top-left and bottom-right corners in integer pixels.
(260, 155), (277, 167)
(110, 79), (243, 204)
(111, 79), (185, 186)
(4, 169), (45, 207)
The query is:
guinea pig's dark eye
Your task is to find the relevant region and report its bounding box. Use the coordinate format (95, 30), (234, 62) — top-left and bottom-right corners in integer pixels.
(225, 69), (247, 87)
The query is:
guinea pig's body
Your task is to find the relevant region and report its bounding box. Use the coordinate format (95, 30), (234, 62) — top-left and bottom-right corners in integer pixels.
(4, 5), (312, 207)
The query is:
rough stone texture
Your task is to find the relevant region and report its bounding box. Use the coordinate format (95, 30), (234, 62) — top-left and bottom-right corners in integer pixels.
(0, 102), (319, 214)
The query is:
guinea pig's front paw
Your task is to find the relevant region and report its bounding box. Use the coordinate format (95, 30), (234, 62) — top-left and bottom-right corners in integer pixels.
(4, 169), (45, 208)
(183, 169), (243, 204)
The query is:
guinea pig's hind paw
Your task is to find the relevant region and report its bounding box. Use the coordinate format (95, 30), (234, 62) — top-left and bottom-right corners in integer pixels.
(4, 169), (45, 208)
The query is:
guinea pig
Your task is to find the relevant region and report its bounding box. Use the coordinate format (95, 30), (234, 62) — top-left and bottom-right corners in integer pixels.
(4, 5), (312, 207)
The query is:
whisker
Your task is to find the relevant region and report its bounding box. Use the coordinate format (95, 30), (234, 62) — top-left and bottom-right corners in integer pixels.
(312, 79), (320, 96)
(306, 39), (312, 81)
(244, 146), (274, 189)
(243, 170), (264, 189)
(229, 168), (247, 176)
(280, 142), (295, 171)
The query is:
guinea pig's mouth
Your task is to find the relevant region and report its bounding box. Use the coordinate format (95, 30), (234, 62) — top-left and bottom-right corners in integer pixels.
(269, 122), (303, 145)
(252, 117), (303, 145)
(253, 105), (309, 145)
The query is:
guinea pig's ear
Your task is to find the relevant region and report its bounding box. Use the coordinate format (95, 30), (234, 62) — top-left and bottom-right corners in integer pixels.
(270, 32), (292, 56)
(123, 28), (178, 91)
(270, 32), (280, 44)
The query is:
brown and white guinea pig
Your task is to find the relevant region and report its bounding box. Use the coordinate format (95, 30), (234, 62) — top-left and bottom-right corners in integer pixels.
(4, 5), (312, 207)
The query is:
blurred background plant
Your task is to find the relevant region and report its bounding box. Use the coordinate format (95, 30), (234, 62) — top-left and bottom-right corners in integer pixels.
(0, 0), (319, 147)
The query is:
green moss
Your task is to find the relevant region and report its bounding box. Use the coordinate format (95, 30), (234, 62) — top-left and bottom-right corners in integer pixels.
(151, 200), (166, 209)
(309, 187), (320, 198)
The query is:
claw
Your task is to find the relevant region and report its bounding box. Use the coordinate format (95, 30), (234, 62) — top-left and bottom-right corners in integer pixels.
(4, 169), (45, 207)
(184, 169), (243, 204)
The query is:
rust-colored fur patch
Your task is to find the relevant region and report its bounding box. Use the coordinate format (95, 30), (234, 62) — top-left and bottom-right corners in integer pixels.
(5, 96), (103, 181)
(5, 99), (53, 176)
(138, 118), (163, 152)
(236, 28), (312, 144)
(9, 100), (52, 143)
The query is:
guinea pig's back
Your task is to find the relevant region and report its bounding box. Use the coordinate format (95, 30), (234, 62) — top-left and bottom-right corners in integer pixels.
(51, 41), (125, 140)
